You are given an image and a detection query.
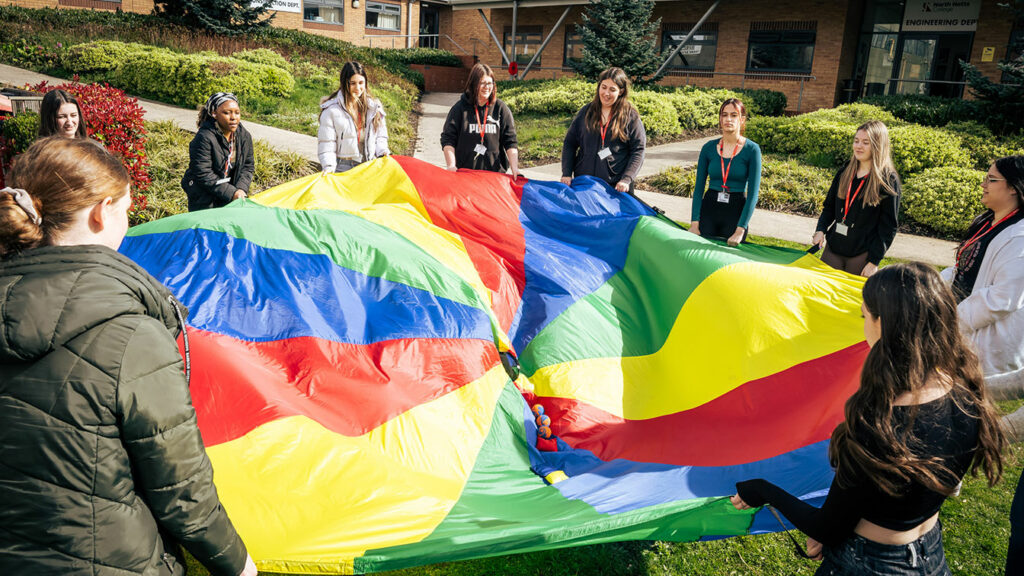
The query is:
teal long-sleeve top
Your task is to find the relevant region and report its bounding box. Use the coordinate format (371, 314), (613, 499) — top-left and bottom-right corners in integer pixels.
(691, 138), (762, 229)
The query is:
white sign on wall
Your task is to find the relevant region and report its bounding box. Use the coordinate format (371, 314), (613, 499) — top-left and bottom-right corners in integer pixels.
(262, 0), (301, 13)
(902, 0), (981, 32)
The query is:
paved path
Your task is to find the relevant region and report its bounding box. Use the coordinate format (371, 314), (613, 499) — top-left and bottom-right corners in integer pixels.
(1, 64), (320, 163)
(1, 64), (956, 266)
(411, 91), (955, 267)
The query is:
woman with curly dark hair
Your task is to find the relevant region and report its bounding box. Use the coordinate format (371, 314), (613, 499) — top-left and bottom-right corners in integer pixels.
(731, 262), (1006, 576)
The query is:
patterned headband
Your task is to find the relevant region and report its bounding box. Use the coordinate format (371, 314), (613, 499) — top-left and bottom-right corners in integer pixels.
(204, 92), (238, 117)
(2, 187), (42, 225)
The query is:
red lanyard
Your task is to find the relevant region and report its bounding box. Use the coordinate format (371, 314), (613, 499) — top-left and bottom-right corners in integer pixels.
(719, 140), (741, 192)
(357, 110), (364, 144)
(600, 116), (612, 147)
(957, 208), (1020, 266)
(842, 176), (867, 223)
(475, 104), (490, 143)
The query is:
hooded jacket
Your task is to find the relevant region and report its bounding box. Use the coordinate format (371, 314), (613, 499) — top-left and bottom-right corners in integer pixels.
(317, 95), (390, 172)
(0, 245), (248, 576)
(439, 93), (517, 173)
(181, 118), (255, 212)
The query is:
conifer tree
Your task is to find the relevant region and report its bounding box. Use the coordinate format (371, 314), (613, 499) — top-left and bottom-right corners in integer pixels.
(155, 0), (276, 36)
(960, 0), (1023, 133)
(571, 0), (663, 85)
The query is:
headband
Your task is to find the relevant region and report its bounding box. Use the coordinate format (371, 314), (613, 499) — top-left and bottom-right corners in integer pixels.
(2, 187), (42, 225)
(204, 92), (238, 117)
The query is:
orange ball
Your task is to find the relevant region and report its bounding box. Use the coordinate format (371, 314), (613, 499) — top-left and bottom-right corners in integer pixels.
(538, 425), (552, 439)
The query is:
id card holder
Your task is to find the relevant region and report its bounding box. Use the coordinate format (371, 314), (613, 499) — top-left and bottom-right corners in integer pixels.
(717, 191), (730, 203)
(215, 177), (231, 185)
(835, 223), (849, 236)
(474, 143), (488, 156)
(598, 147), (612, 160)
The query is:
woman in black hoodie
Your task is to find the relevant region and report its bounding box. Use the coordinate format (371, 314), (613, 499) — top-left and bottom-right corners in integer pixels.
(182, 92), (256, 212)
(440, 64), (520, 179)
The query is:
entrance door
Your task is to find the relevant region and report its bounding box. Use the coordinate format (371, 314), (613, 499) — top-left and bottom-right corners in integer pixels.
(892, 33), (972, 97)
(419, 6), (439, 49)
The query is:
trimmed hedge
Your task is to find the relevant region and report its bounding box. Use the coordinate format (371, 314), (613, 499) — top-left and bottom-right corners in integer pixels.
(860, 94), (981, 128)
(232, 48), (290, 71)
(62, 41), (295, 107)
(902, 166), (986, 236)
(942, 121), (1024, 170)
(888, 124), (971, 176)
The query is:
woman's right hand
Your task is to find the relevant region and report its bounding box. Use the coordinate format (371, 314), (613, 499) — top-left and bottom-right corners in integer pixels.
(812, 231), (825, 247)
(689, 222), (701, 236)
(729, 494), (750, 510)
(806, 537), (824, 561)
(445, 165), (458, 172)
(560, 176), (572, 186)
(239, 554), (258, 576)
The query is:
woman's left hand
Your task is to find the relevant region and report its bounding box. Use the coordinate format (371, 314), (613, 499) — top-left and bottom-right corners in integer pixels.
(511, 166), (521, 181)
(727, 228), (745, 247)
(806, 537), (824, 561)
(861, 262), (879, 277)
(729, 494), (751, 510)
(614, 181), (630, 193)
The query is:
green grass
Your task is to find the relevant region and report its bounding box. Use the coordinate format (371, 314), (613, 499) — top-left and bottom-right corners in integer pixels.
(516, 113), (572, 168)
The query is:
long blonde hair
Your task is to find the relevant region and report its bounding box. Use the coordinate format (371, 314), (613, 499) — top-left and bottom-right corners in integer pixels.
(585, 67), (637, 142)
(838, 120), (899, 207)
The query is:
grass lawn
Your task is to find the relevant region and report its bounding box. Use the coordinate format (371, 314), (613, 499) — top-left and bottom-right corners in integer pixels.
(516, 113), (573, 168)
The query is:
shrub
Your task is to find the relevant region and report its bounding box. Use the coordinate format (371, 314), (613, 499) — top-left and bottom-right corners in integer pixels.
(0, 39), (65, 69)
(795, 103), (899, 127)
(0, 111), (40, 187)
(371, 47), (462, 68)
(888, 124), (971, 176)
(859, 94), (981, 128)
(775, 120), (856, 167)
(745, 116), (788, 153)
(632, 92), (682, 137)
(503, 79), (592, 115)
(28, 82), (151, 218)
(232, 47), (290, 70)
(942, 121), (1024, 170)
(64, 40), (138, 72)
(734, 88), (787, 118)
(902, 166), (986, 236)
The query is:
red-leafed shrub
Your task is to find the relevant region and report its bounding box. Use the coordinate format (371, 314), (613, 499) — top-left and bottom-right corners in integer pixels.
(29, 81), (151, 220)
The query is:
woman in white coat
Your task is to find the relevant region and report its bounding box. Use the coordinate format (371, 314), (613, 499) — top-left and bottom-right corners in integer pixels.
(317, 61), (390, 173)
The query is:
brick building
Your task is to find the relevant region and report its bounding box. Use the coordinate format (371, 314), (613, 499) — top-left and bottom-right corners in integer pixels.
(5, 0), (1019, 112)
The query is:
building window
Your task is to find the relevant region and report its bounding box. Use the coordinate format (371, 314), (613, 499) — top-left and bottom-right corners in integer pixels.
(367, 2), (401, 31)
(563, 26), (584, 68)
(304, 0), (344, 25)
(504, 26), (543, 66)
(661, 22), (718, 70)
(747, 21), (817, 73)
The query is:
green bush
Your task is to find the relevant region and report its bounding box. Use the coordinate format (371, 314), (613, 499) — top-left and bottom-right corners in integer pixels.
(744, 116), (788, 153)
(503, 79), (592, 115)
(888, 124), (971, 176)
(0, 111), (41, 154)
(371, 47), (462, 67)
(232, 48), (290, 70)
(860, 94), (981, 128)
(942, 121), (1024, 170)
(902, 166), (986, 236)
(632, 92), (682, 137)
(775, 120), (856, 167)
(734, 88), (787, 117)
(63, 40), (137, 72)
(794, 103), (899, 127)
(641, 155), (832, 217)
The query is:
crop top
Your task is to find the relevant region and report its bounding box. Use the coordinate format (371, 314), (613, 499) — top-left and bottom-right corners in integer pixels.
(736, 393), (979, 546)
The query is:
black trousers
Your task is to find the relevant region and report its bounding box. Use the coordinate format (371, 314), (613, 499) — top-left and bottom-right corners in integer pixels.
(698, 190), (748, 242)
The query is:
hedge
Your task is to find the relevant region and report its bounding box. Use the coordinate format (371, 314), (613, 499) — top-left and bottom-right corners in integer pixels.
(62, 41), (295, 107)
(232, 48), (290, 71)
(902, 166), (986, 236)
(860, 94), (982, 128)
(942, 121), (1024, 170)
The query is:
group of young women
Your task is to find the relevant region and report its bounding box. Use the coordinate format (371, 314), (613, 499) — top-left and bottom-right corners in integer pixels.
(5, 63), (1023, 576)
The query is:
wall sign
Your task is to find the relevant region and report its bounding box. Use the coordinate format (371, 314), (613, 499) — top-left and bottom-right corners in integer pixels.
(902, 1), (981, 32)
(262, 0), (301, 13)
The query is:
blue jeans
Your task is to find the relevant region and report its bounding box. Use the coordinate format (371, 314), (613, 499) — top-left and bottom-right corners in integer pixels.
(814, 521), (950, 576)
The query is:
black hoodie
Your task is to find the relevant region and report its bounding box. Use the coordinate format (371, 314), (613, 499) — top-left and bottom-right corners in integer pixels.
(440, 93), (518, 173)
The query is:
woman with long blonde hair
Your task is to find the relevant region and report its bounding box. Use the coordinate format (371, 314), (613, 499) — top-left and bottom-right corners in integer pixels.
(812, 120), (901, 276)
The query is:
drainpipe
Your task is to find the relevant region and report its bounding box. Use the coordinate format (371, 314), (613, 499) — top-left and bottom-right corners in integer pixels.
(407, 0), (414, 49)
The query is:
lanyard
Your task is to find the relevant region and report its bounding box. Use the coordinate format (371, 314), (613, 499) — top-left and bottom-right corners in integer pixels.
(600, 115), (612, 148)
(719, 140), (741, 192)
(957, 208), (1020, 267)
(223, 132), (235, 178)
(357, 110), (364, 145)
(475, 104), (490, 144)
(842, 176), (867, 223)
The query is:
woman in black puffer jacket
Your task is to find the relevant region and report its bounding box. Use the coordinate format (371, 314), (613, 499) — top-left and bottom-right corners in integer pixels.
(0, 137), (257, 576)
(181, 92), (256, 212)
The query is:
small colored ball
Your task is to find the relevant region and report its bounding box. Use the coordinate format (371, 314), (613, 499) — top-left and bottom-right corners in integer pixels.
(538, 425), (552, 439)
(531, 403), (545, 416)
(536, 414), (551, 427)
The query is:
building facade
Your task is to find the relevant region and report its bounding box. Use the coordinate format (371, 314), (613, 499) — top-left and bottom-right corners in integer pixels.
(5, 0), (1019, 112)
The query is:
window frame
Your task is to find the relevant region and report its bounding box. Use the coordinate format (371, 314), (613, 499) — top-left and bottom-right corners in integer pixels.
(503, 25), (544, 67)
(303, 0), (345, 26)
(660, 22), (719, 71)
(746, 22), (817, 74)
(563, 26), (584, 68)
(366, 1), (402, 32)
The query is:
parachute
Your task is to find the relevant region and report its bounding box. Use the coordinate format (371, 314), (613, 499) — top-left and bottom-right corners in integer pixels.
(121, 156), (867, 574)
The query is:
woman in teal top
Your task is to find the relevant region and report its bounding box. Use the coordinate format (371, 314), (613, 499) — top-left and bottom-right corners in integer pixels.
(690, 98), (762, 246)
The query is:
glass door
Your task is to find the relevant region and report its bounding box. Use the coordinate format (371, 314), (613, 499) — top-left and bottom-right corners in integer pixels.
(891, 33), (972, 97)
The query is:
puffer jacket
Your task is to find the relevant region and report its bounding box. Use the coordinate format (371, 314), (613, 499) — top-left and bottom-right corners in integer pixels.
(317, 95), (390, 172)
(181, 119), (255, 212)
(0, 245), (247, 576)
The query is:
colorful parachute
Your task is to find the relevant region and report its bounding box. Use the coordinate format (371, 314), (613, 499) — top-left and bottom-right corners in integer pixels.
(120, 156), (868, 574)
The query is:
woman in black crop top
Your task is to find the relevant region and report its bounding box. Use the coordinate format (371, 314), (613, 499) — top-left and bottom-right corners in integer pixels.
(731, 263), (1006, 576)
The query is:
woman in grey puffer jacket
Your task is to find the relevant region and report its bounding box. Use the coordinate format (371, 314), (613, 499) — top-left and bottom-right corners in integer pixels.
(317, 61), (390, 173)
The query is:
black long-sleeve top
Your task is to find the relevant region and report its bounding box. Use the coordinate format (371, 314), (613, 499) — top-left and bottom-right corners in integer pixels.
(736, 394), (979, 547)
(815, 167), (901, 264)
(181, 119), (255, 212)
(561, 103), (646, 187)
(440, 93), (517, 173)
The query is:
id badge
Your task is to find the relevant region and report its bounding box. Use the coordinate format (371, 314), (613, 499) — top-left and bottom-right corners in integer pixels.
(835, 223), (849, 236)
(474, 143), (488, 156)
(215, 177), (230, 185)
(598, 147), (612, 160)
(717, 191), (730, 203)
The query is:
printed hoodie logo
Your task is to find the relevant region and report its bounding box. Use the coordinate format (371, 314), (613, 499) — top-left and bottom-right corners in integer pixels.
(469, 114), (500, 135)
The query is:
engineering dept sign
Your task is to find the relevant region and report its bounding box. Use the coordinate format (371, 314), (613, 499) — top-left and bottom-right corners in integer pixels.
(902, 0), (982, 32)
(257, 0), (301, 13)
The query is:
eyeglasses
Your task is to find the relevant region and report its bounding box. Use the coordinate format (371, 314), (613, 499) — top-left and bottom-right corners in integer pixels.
(479, 81), (495, 87)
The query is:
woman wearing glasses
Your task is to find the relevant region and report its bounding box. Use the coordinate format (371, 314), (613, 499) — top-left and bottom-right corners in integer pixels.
(440, 63), (520, 179)
(731, 262), (1006, 576)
